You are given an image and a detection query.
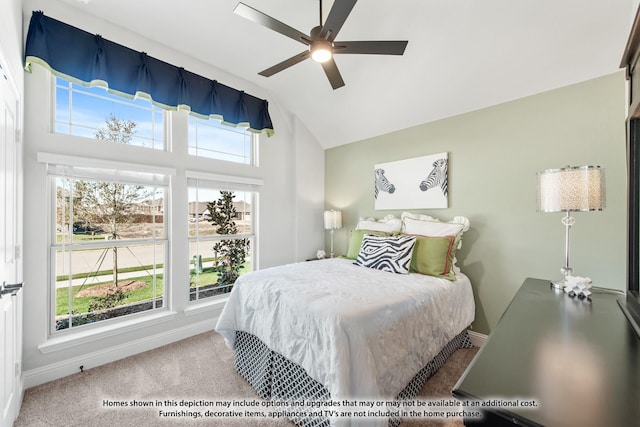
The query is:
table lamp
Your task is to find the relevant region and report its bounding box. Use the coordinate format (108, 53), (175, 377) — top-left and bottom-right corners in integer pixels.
(537, 165), (605, 289)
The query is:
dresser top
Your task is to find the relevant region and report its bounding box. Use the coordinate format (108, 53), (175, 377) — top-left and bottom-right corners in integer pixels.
(453, 278), (640, 427)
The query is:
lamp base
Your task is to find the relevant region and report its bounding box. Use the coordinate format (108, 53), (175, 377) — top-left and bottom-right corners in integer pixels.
(550, 279), (567, 290)
(550, 266), (574, 290)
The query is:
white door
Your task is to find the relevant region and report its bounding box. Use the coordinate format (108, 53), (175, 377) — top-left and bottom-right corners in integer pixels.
(0, 52), (22, 427)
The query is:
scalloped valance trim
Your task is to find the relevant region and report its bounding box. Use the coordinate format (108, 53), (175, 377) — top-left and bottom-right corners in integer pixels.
(24, 11), (274, 136)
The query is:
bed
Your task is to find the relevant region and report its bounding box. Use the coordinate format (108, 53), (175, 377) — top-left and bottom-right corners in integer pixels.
(215, 213), (475, 427)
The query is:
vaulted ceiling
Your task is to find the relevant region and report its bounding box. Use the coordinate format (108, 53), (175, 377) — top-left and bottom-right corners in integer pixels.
(49, 0), (636, 148)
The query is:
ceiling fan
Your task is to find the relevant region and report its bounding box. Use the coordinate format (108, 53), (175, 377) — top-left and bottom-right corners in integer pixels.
(234, 0), (408, 90)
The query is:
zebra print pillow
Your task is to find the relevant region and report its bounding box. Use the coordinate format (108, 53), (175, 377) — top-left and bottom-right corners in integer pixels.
(354, 234), (417, 274)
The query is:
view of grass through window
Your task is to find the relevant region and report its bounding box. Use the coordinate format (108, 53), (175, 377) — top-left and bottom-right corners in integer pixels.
(188, 188), (255, 301)
(54, 173), (166, 330)
(52, 76), (258, 331)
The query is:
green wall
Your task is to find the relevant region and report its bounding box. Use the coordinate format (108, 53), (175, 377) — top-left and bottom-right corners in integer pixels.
(325, 72), (627, 335)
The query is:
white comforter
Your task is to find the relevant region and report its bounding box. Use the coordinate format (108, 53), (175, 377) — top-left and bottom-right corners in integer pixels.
(215, 258), (474, 421)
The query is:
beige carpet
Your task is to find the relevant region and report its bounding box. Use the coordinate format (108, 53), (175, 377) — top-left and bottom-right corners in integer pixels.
(15, 331), (477, 427)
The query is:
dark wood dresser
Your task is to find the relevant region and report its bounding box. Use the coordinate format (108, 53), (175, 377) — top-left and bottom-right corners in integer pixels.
(452, 278), (640, 427)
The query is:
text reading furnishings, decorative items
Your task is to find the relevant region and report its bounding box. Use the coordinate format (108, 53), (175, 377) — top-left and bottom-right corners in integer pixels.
(536, 165), (605, 289)
(374, 152), (448, 210)
(323, 209), (342, 258)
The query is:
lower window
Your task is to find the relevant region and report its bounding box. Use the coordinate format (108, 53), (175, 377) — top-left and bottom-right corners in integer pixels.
(188, 184), (257, 302)
(52, 172), (167, 332)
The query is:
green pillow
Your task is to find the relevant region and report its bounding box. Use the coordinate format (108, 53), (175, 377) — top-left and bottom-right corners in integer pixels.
(408, 235), (458, 280)
(346, 229), (389, 259)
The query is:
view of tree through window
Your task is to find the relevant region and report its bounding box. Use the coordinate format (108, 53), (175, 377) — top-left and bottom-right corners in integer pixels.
(49, 75), (260, 333)
(188, 187), (255, 301)
(53, 114), (167, 330)
(55, 77), (165, 149)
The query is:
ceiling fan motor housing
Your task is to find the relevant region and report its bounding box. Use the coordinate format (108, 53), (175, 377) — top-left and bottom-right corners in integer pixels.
(310, 26), (334, 62)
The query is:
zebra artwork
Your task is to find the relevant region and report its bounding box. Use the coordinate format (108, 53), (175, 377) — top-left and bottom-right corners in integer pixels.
(419, 158), (448, 196)
(374, 168), (396, 199)
(375, 152), (448, 210)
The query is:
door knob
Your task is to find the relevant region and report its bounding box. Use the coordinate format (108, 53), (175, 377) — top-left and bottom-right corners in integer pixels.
(0, 281), (23, 297)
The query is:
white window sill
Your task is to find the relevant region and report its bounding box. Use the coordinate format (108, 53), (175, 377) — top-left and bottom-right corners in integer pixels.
(39, 310), (178, 354)
(184, 296), (229, 317)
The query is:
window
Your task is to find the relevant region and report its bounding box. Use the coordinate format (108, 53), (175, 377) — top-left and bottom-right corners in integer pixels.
(188, 115), (257, 165)
(46, 156), (171, 332)
(188, 173), (260, 301)
(55, 77), (165, 150)
(44, 74), (263, 335)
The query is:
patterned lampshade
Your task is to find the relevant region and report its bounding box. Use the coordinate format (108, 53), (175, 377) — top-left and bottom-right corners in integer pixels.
(537, 166), (605, 213)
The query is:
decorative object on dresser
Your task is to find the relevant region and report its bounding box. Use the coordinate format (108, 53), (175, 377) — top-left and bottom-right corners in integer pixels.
(323, 209), (342, 258)
(536, 165), (605, 289)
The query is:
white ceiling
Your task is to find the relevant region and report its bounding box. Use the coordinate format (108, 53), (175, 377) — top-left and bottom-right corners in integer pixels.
(50, 0), (636, 149)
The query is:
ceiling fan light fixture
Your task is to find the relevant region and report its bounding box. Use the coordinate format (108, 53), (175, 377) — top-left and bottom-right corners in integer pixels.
(310, 42), (332, 63)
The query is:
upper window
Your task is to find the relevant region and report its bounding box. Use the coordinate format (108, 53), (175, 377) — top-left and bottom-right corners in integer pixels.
(188, 115), (257, 165)
(54, 76), (165, 150)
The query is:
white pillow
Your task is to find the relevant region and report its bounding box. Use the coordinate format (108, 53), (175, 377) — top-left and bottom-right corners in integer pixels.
(401, 212), (469, 237)
(355, 214), (402, 233)
(402, 217), (465, 237)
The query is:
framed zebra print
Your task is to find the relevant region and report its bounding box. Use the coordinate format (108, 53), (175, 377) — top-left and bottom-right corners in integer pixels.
(374, 152), (448, 210)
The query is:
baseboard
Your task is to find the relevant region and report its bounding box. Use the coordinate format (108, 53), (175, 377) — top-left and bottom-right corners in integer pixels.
(23, 318), (215, 389)
(467, 329), (488, 347)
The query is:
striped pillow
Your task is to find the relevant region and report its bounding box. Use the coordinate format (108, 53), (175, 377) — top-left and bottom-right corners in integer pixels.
(354, 234), (417, 274)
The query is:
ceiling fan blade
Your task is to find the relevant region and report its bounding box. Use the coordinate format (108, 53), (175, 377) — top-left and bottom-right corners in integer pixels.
(333, 40), (408, 55)
(321, 58), (345, 90)
(320, 0), (357, 42)
(234, 2), (311, 45)
(258, 51), (311, 77)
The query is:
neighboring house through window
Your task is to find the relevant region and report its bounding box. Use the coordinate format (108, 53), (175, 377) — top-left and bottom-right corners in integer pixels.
(46, 157), (169, 332)
(187, 172), (260, 302)
(44, 75), (261, 334)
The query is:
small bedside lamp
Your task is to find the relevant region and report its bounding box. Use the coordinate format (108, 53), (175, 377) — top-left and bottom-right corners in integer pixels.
(324, 209), (342, 258)
(537, 165), (605, 289)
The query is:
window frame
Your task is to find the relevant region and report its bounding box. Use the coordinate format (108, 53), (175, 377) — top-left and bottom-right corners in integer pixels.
(52, 76), (168, 151)
(186, 171), (261, 304)
(40, 152), (175, 335)
(40, 73), (264, 340)
(188, 114), (259, 166)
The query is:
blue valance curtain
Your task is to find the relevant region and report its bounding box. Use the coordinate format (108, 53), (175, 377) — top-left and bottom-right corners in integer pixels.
(24, 11), (274, 136)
